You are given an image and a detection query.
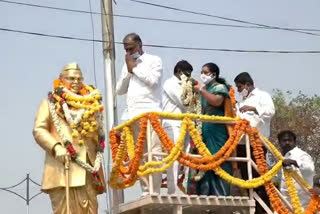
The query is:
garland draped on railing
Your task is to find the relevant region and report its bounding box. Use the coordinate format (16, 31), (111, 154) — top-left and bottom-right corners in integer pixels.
(109, 112), (320, 214)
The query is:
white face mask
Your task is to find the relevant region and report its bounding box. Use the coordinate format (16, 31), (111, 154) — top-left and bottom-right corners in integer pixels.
(130, 52), (141, 60)
(200, 74), (215, 85)
(240, 88), (249, 99)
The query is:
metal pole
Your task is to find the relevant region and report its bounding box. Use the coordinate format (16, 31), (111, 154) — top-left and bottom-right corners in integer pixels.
(26, 173), (29, 214)
(100, 0), (123, 213)
(245, 134), (255, 214)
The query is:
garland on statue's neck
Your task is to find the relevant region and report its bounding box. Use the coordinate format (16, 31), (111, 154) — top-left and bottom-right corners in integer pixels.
(48, 79), (105, 190)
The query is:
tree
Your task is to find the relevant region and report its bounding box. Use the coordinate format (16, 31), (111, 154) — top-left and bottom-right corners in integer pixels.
(270, 90), (320, 173)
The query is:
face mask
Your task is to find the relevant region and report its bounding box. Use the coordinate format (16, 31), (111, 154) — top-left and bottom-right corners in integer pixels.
(130, 52), (141, 60)
(240, 88), (249, 99)
(200, 74), (214, 85)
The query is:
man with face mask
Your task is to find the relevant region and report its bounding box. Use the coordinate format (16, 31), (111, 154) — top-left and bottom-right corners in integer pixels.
(116, 33), (163, 196)
(234, 72), (275, 214)
(162, 60), (193, 194)
(234, 72), (275, 137)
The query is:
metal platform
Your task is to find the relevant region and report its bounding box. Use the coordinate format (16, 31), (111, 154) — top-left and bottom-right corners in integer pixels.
(119, 194), (255, 214)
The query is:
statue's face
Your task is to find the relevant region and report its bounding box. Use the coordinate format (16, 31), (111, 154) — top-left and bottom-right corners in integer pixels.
(61, 70), (83, 94)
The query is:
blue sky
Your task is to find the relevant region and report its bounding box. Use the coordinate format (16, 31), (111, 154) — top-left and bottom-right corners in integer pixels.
(1, 0), (320, 213)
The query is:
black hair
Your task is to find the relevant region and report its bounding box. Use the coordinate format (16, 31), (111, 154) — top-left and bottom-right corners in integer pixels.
(173, 60), (193, 75)
(277, 130), (297, 142)
(234, 72), (254, 86)
(202, 63), (229, 88)
(123, 33), (142, 46)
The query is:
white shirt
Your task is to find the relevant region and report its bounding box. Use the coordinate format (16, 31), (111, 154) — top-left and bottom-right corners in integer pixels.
(279, 147), (315, 209)
(237, 88), (275, 138)
(116, 53), (163, 120)
(162, 76), (187, 128)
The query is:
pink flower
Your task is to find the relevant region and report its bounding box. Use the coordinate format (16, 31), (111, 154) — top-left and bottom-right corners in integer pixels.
(99, 140), (105, 149)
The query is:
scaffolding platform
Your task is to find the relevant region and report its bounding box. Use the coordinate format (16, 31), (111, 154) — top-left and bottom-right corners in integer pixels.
(118, 194), (255, 214)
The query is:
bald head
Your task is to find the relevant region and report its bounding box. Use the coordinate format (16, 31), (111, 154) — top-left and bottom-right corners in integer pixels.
(123, 33), (143, 56)
(123, 33), (142, 46)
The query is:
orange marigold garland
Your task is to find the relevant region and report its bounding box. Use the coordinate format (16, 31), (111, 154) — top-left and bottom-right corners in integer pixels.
(305, 195), (320, 214)
(148, 113), (244, 171)
(109, 116), (148, 188)
(249, 127), (292, 214)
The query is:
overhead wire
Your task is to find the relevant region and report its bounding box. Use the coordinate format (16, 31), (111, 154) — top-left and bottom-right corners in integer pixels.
(1, 27), (320, 54)
(129, 0), (320, 37)
(1, 0), (320, 32)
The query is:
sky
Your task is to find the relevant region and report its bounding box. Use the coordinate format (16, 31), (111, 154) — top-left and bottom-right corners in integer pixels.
(1, 0), (320, 213)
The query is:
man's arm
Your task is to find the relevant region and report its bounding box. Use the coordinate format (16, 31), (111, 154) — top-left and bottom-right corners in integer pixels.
(116, 64), (132, 95)
(239, 92), (275, 119)
(297, 153), (315, 175)
(33, 99), (62, 156)
(132, 57), (162, 87)
(255, 92), (275, 119)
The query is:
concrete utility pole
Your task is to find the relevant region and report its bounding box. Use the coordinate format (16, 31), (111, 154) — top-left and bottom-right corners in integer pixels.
(100, 0), (123, 213)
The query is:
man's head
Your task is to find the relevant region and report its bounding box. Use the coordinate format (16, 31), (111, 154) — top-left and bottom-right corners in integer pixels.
(278, 130), (297, 155)
(123, 33), (143, 59)
(60, 62), (83, 94)
(174, 60), (193, 79)
(234, 72), (254, 98)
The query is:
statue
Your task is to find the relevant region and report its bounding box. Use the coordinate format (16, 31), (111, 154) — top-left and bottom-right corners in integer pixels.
(33, 62), (106, 214)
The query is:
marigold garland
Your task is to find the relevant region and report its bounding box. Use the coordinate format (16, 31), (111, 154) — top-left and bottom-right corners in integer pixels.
(108, 111), (320, 214)
(49, 83), (103, 146)
(284, 170), (303, 214)
(250, 128), (291, 214)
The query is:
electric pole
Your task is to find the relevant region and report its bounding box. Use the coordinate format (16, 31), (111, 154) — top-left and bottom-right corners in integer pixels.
(100, 0), (123, 213)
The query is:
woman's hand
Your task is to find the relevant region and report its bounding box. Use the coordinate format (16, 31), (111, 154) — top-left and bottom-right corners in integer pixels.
(193, 84), (201, 93)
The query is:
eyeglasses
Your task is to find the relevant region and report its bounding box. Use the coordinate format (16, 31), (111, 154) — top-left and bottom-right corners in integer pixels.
(63, 76), (84, 82)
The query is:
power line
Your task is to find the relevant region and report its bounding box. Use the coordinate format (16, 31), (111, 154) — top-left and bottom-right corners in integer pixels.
(1, 0), (320, 33)
(1, 27), (320, 54)
(129, 0), (320, 37)
(88, 0), (97, 87)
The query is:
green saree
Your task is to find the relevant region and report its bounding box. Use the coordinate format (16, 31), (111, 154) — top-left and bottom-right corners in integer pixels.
(196, 83), (232, 196)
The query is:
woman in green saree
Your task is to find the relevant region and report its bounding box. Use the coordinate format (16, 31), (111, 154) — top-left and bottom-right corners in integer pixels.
(192, 62), (232, 196)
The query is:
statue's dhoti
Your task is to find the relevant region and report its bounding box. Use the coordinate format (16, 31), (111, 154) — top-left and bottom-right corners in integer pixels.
(48, 175), (98, 214)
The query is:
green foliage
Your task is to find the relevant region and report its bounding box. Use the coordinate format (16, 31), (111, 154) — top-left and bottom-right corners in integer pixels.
(270, 90), (320, 172)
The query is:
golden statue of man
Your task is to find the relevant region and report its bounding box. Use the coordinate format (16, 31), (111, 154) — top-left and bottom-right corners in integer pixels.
(33, 63), (106, 214)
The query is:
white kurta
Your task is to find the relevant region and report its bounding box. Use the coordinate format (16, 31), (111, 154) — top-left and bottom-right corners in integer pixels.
(116, 53), (163, 119)
(279, 147), (315, 209)
(116, 52), (163, 195)
(162, 76), (188, 194)
(237, 88), (275, 138)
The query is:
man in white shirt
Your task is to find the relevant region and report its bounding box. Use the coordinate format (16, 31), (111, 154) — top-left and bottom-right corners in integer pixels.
(116, 33), (163, 196)
(278, 130), (315, 209)
(234, 72), (275, 214)
(162, 60), (193, 194)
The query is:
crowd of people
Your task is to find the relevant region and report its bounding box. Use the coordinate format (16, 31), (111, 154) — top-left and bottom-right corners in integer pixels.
(116, 33), (319, 213)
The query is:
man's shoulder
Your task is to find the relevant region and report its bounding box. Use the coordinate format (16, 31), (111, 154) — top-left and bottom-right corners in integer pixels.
(254, 88), (272, 97)
(292, 147), (312, 158)
(142, 53), (162, 63)
(163, 76), (178, 88)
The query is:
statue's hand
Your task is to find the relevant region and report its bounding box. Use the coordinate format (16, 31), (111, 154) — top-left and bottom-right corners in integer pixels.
(54, 144), (69, 164)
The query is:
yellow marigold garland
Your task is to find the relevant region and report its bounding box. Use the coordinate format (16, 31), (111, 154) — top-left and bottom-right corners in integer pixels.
(108, 111), (320, 214)
(138, 118), (187, 172)
(284, 170), (303, 214)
